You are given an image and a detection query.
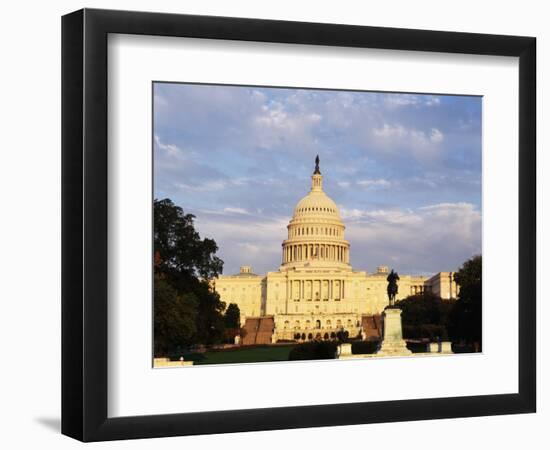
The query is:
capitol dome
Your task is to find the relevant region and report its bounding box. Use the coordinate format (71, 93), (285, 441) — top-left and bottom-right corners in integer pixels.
(281, 156), (350, 269)
(293, 188), (341, 220)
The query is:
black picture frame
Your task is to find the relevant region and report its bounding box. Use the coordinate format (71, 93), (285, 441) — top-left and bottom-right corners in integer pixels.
(62, 8), (536, 442)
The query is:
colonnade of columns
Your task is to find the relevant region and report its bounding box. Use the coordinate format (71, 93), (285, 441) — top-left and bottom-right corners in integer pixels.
(283, 243), (349, 264)
(288, 279), (345, 301)
(411, 285), (426, 295)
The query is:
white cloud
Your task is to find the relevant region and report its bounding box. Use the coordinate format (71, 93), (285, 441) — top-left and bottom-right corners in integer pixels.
(223, 207), (250, 215)
(174, 178), (251, 193)
(154, 134), (184, 159)
(384, 94), (420, 107)
(344, 202), (481, 273)
(341, 207), (422, 226)
(430, 128), (444, 143)
(195, 213), (289, 274)
(251, 100), (323, 151)
(356, 178), (391, 189)
(373, 123), (408, 139)
(373, 124), (444, 146)
(425, 96), (441, 106)
(174, 180), (228, 192)
(371, 124), (445, 162)
(383, 94), (441, 108)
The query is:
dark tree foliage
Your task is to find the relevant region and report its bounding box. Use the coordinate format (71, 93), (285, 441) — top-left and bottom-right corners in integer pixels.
(222, 303), (241, 343)
(153, 275), (198, 355)
(351, 340), (379, 354)
(224, 303), (241, 329)
(448, 255), (482, 350)
(396, 292), (453, 340)
(154, 198), (223, 280)
(153, 198), (226, 355)
(191, 279), (226, 345)
(288, 341), (338, 360)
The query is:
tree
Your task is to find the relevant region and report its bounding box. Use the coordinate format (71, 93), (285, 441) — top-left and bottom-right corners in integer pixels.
(154, 198), (223, 281)
(153, 275), (198, 355)
(288, 341), (337, 360)
(448, 255), (482, 350)
(191, 280), (226, 345)
(224, 303), (241, 329)
(396, 292), (452, 340)
(153, 198), (226, 352)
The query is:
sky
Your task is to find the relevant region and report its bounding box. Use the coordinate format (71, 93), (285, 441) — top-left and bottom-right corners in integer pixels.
(154, 83), (482, 276)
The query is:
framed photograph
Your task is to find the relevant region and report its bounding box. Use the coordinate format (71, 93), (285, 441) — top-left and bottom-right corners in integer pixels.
(62, 8), (536, 441)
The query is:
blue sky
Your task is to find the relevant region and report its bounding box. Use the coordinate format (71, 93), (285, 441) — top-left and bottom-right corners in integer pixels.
(154, 83), (482, 276)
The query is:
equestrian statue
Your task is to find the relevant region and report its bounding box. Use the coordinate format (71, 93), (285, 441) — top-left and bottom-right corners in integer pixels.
(386, 269), (400, 307)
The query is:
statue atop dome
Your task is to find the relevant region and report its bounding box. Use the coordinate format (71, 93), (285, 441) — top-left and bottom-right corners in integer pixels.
(314, 155), (321, 174)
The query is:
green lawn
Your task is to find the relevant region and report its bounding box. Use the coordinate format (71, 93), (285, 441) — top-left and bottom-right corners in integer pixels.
(192, 345), (296, 365)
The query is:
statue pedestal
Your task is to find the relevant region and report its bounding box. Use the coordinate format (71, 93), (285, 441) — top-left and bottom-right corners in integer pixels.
(440, 341), (453, 354)
(337, 343), (353, 357)
(376, 308), (412, 356)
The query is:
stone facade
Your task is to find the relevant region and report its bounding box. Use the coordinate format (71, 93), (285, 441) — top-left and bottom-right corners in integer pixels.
(211, 159), (458, 343)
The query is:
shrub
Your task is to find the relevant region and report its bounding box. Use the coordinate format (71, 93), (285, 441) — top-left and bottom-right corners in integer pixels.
(351, 341), (379, 354)
(288, 341), (338, 360)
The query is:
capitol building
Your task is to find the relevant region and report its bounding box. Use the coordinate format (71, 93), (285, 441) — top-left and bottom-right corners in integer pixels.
(211, 158), (458, 344)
